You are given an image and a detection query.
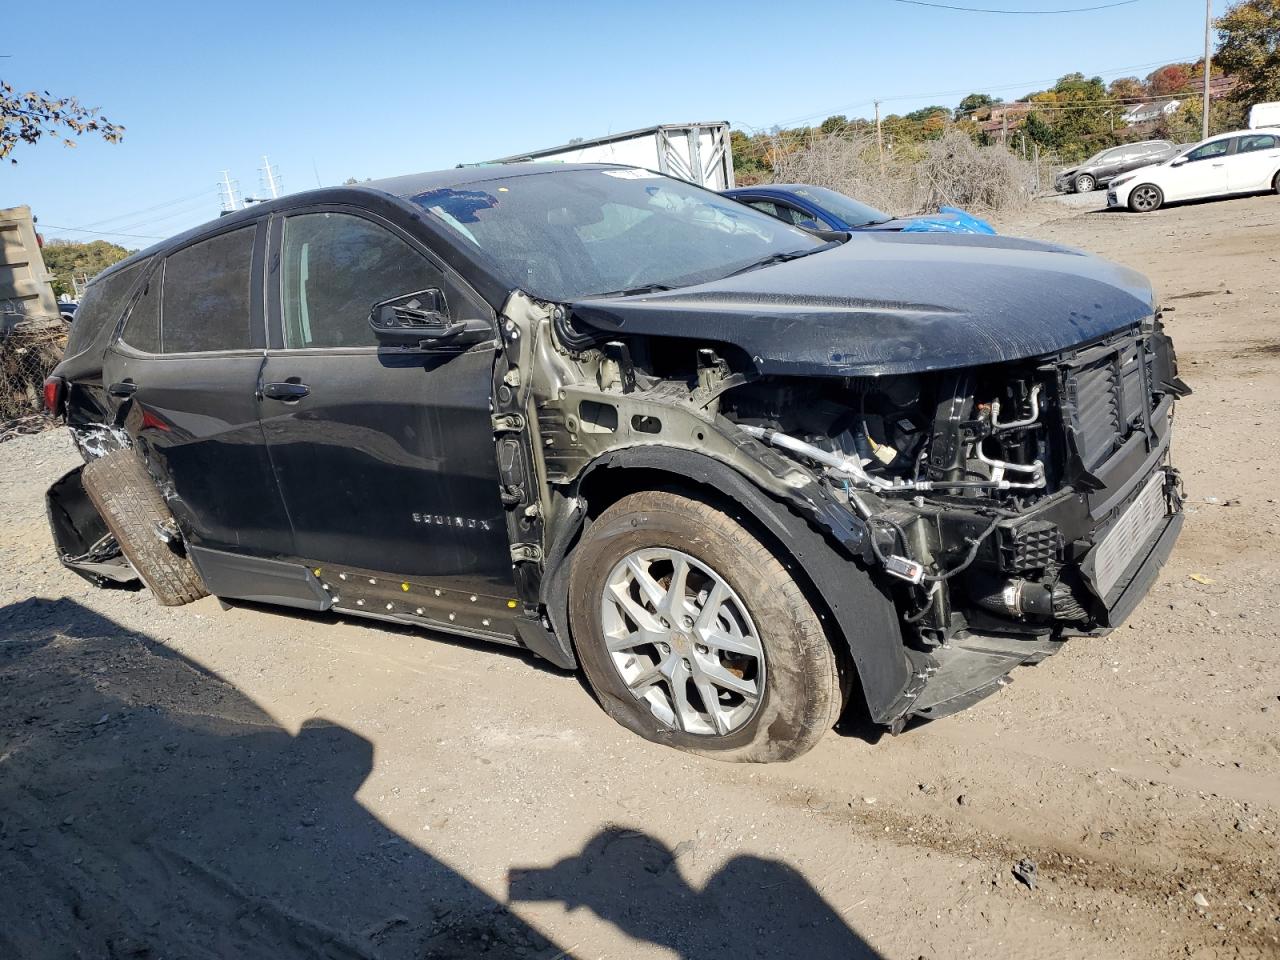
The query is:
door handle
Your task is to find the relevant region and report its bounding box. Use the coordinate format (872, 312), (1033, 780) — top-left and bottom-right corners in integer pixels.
(261, 381), (311, 401)
(1211, 163), (1225, 167)
(108, 381), (137, 398)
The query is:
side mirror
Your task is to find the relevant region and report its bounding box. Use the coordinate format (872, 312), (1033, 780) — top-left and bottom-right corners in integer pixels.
(369, 288), (490, 351)
(1170, 158), (1187, 167)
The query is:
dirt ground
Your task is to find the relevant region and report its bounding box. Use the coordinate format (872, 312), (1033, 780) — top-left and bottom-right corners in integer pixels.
(2, 191), (1278, 960)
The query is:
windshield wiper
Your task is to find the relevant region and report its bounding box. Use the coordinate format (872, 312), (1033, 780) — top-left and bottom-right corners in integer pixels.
(721, 242), (836, 279)
(585, 283), (674, 299)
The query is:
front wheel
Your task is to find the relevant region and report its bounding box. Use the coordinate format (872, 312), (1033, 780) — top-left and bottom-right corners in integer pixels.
(1129, 183), (1164, 212)
(1074, 173), (1096, 193)
(568, 491), (845, 762)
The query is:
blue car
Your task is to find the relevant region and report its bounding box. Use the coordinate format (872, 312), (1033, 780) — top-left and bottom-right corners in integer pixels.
(721, 183), (996, 235)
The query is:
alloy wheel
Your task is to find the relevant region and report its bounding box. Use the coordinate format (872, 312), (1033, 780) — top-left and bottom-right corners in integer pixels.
(1131, 185), (1161, 212)
(600, 547), (765, 736)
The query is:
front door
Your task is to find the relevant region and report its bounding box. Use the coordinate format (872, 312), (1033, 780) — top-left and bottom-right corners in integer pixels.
(257, 208), (513, 608)
(104, 221), (293, 557)
(1168, 139), (1232, 201)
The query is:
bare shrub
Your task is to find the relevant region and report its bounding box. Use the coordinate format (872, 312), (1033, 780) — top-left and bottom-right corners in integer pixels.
(751, 129), (1037, 215)
(916, 131), (1036, 212)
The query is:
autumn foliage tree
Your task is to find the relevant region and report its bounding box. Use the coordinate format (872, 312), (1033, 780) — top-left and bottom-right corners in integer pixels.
(0, 80), (124, 163)
(1215, 0), (1280, 105)
(1146, 64), (1194, 96)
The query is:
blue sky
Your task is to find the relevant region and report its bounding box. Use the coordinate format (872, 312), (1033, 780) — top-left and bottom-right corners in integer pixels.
(4, 0), (1226, 249)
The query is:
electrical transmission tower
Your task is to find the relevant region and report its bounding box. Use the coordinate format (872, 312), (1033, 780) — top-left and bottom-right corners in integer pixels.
(217, 171), (243, 212)
(259, 156), (282, 199)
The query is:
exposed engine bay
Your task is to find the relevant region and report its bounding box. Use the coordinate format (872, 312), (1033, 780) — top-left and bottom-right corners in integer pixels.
(717, 319), (1188, 648)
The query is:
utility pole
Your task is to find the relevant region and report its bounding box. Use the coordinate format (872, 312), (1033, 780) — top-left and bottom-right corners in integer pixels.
(1001, 110), (1009, 145)
(260, 155), (282, 199)
(1201, 0), (1213, 141)
(874, 100), (884, 173)
(217, 170), (242, 212)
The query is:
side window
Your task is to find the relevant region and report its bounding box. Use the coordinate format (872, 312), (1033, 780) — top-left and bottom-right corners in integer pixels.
(1186, 140), (1230, 162)
(161, 227), (256, 353)
(775, 203), (825, 231)
(281, 212), (442, 349)
(64, 258), (147, 357)
(746, 200), (782, 219)
(1238, 134), (1277, 154)
(120, 262), (161, 353)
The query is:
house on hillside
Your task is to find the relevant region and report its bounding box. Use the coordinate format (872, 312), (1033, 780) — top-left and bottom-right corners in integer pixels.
(1122, 100), (1181, 126)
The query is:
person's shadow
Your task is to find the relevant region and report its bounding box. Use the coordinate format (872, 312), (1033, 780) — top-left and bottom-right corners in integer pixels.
(510, 826), (884, 959)
(0, 597), (570, 959)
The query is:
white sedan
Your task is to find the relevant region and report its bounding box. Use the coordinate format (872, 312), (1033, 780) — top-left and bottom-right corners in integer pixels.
(1108, 129), (1280, 212)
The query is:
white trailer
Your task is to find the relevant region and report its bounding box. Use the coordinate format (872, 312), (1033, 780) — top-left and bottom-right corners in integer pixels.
(486, 122), (735, 190)
(1248, 102), (1280, 130)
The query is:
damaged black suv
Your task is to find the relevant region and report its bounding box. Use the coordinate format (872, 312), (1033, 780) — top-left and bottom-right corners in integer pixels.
(45, 164), (1187, 761)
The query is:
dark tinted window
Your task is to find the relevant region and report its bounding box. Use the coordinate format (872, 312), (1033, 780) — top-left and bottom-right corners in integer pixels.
(64, 258), (147, 357)
(161, 227), (255, 353)
(281, 213), (441, 349)
(120, 263), (161, 353)
(1237, 134), (1277, 153)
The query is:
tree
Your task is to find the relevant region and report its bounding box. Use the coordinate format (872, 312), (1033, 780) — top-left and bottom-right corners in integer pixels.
(1, 80), (124, 163)
(40, 239), (134, 297)
(957, 93), (1000, 116)
(1106, 76), (1147, 102)
(819, 114), (849, 135)
(1215, 0), (1280, 106)
(1146, 64), (1193, 96)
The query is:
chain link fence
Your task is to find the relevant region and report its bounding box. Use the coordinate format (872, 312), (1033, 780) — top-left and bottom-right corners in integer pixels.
(2, 301), (67, 440)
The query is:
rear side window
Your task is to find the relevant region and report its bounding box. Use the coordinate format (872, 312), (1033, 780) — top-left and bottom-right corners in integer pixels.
(281, 212), (441, 349)
(64, 258), (147, 357)
(1238, 134), (1277, 153)
(161, 227), (256, 353)
(120, 263), (161, 354)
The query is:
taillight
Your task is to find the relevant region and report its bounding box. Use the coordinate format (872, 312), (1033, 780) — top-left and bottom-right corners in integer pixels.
(43, 376), (65, 417)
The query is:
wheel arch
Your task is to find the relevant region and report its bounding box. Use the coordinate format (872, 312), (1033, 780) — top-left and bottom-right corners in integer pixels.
(540, 445), (923, 725)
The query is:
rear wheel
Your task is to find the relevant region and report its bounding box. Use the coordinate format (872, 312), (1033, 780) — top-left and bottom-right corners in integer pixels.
(1129, 183), (1164, 212)
(1273, 170), (1280, 194)
(1074, 173), (1096, 193)
(82, 450), (207, 606)
(568, 490), (844, 762)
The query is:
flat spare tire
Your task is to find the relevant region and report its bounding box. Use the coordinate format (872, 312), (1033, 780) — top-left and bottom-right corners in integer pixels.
(81, 449), (208, 606)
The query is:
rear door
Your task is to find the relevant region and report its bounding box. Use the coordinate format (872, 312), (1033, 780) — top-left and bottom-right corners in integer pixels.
(104, 221), (293, 556)
(258, 207), (513, 605)
(1228, 133), (1280, 192)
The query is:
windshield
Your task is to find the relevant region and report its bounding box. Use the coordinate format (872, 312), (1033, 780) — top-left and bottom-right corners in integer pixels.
(787, 185), (891, 227)
(408, 167), (823, 300)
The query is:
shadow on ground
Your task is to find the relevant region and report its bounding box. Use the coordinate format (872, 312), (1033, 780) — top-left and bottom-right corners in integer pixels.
(0, 598), (883, 959)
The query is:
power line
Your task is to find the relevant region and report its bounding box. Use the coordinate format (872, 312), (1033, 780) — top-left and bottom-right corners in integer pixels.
(77, 189), (212, 230)
(885, 0), (1138, 12)
(39, 224), (164, 241)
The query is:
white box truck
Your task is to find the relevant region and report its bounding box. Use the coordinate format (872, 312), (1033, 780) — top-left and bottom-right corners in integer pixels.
(486, 122), (735, 190)
(1248, 102), (1280, 130)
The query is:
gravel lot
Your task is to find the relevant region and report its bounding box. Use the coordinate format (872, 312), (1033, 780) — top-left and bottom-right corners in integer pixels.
(2, 192), (1278, 960)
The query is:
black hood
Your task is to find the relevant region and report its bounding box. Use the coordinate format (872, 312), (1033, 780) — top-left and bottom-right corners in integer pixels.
(568, 231), (1154, 377)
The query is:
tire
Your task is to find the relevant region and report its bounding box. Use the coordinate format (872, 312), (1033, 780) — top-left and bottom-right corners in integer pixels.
(1074, 174), (1096, 193)
(1129, 183), (1164, 212)
(568, 490), (844, 762)
(82, 450), (208, 606)
(1273, 170), (1280, 194)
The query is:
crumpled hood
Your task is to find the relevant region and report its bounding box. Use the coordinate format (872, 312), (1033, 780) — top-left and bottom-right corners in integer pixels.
(569, 231), (1154, 377)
